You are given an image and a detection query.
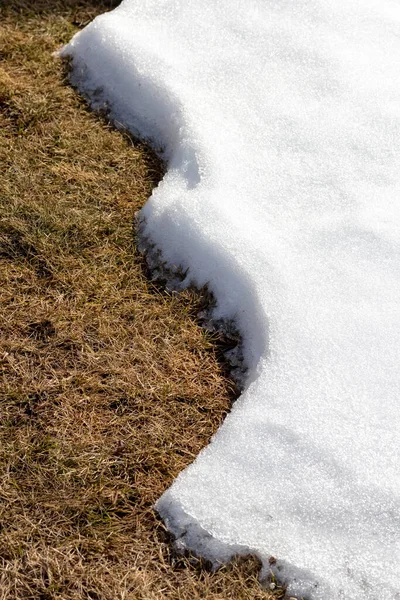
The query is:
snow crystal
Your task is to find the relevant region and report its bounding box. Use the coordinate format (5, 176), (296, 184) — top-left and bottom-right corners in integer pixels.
(62, 1), (400, 598)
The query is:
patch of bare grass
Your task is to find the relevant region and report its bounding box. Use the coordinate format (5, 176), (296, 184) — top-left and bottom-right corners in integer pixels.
(0, 2), (278, 599)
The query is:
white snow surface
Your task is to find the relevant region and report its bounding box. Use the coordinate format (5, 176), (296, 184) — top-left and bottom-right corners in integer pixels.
(63, 1), (400, 598)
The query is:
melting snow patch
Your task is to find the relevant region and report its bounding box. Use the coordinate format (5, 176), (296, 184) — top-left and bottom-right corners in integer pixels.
(63, 1), (400, 598)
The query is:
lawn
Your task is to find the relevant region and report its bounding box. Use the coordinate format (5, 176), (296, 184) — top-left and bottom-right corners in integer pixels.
(0, 1), (274, 598)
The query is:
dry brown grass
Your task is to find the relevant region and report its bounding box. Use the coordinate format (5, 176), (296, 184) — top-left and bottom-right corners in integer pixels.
(0, 2), (280, 599)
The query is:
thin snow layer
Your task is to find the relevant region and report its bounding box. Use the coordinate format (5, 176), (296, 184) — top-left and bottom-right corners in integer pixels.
(63, 1), (400, 598)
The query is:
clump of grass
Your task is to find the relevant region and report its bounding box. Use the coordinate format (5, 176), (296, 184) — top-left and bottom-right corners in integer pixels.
(0, 1), (275, 598)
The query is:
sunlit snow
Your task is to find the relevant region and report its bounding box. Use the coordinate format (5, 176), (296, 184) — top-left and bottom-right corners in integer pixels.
(63, 1), (400, 598)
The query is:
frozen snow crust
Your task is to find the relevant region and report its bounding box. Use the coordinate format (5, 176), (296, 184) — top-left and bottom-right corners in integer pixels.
(63, 1), (400, 598)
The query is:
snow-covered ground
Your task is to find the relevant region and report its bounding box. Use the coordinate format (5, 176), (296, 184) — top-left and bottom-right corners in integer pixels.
(63, 1), (400, 598)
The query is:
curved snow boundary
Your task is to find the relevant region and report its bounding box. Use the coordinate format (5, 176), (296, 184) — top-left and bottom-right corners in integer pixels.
(62, 3), (400, 599)
(60, 44), (329, 597)
(60, 7), (272, 583)
(60, 14), (289, 595)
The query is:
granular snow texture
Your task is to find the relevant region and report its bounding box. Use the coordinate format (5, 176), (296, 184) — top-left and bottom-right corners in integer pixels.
(63, 1), (400, 598)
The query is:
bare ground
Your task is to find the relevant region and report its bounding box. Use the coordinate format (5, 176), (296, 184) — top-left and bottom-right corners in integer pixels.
(0, 2), (280, 598)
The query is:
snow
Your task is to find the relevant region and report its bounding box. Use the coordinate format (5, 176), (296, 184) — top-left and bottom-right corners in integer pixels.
(62, 1), (400, 598)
